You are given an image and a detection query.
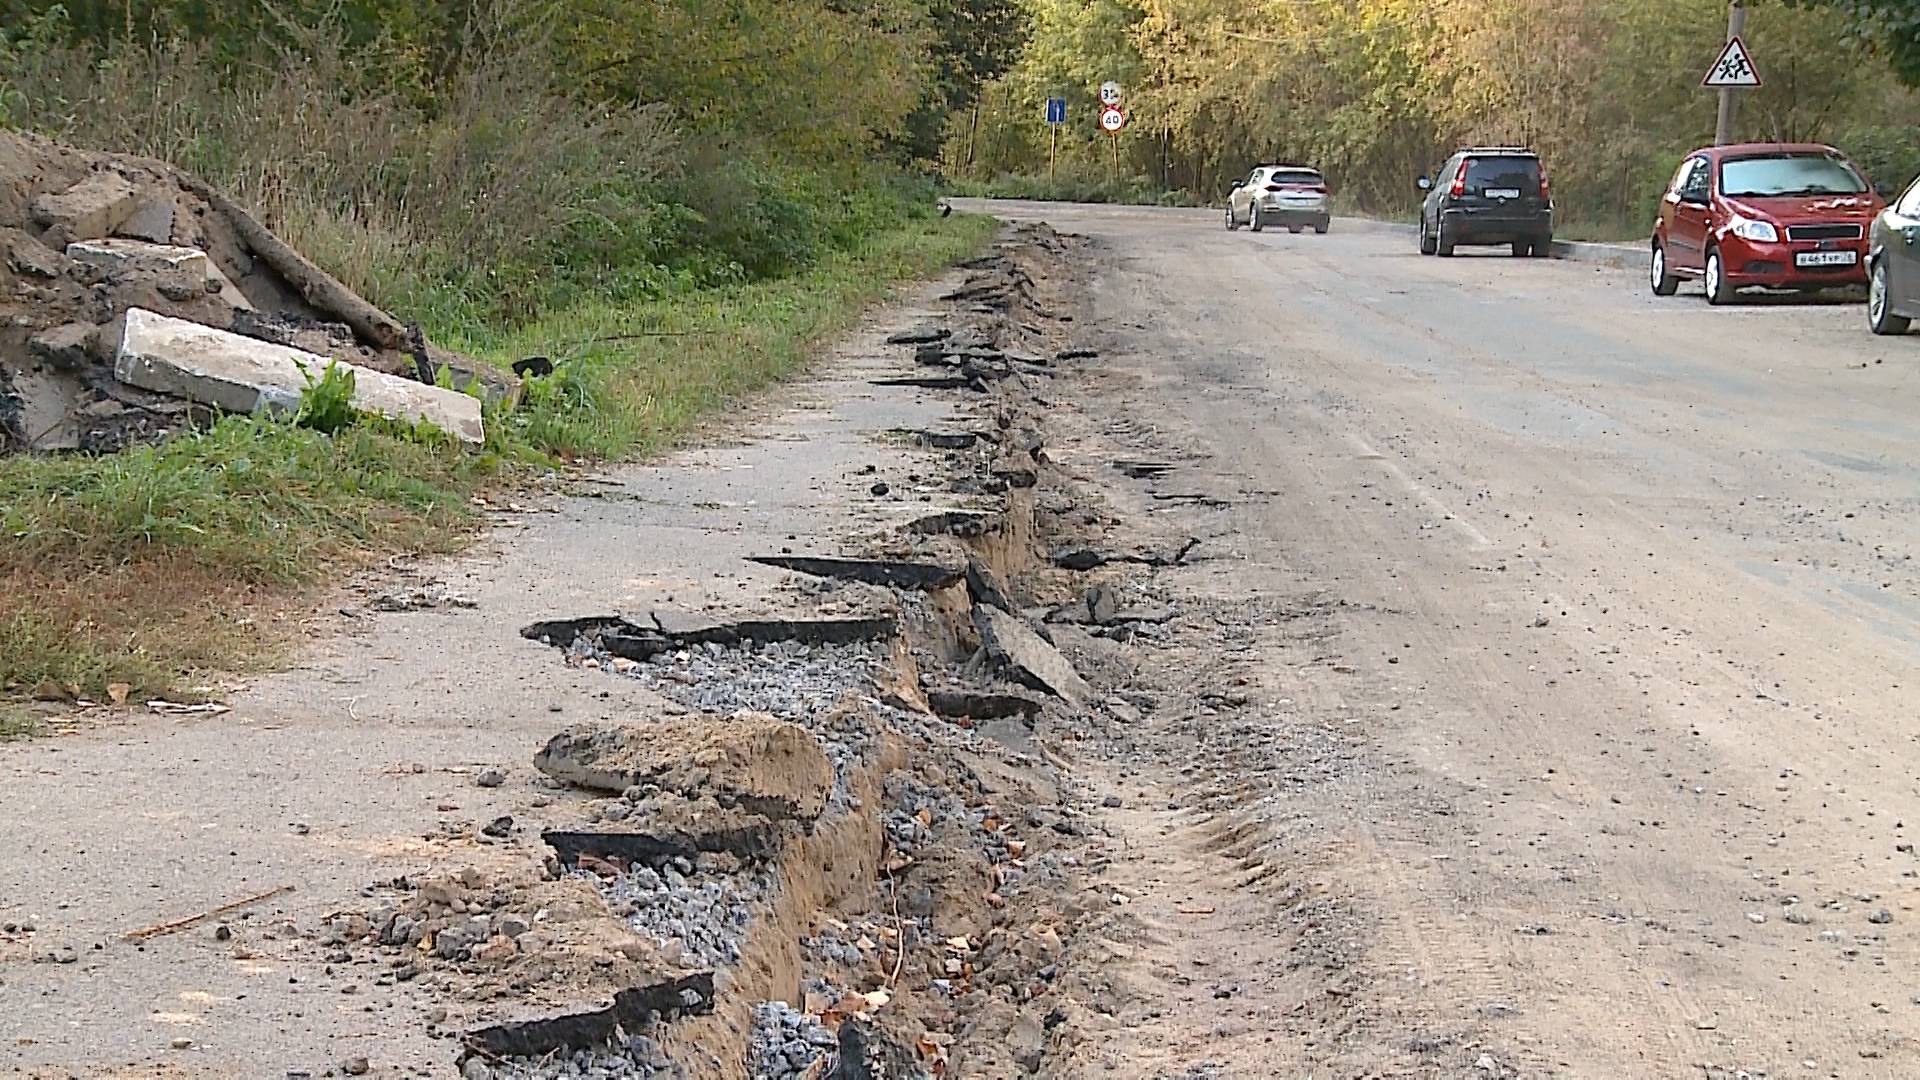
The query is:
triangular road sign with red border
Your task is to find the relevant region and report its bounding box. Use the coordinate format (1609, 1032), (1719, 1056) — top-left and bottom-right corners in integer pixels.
(1703, 36), (1762, 88)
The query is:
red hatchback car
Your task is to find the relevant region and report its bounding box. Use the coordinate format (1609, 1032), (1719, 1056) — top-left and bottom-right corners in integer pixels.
(1650, 143), (1885, 304)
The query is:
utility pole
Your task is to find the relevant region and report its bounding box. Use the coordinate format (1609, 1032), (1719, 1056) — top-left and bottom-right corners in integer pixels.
(1714, 0), (1747, 146)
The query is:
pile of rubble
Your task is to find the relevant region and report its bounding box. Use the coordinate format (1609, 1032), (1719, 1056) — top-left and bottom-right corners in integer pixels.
(314, 224), (1134, 1078)
(0, 130), (504, 452)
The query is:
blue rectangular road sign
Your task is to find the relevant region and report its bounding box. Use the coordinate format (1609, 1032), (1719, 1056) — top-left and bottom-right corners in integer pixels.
(1045, 97), (1067, 125)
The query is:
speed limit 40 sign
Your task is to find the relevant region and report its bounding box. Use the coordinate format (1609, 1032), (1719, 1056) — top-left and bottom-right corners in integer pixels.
(1098, 106), (1127, 133)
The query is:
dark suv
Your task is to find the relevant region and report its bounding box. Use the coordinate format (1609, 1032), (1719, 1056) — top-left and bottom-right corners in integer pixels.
(1417, 148), (1554, 257)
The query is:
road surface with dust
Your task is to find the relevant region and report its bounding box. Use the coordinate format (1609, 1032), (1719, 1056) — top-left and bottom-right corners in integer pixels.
(968, 200), (1920, 1078)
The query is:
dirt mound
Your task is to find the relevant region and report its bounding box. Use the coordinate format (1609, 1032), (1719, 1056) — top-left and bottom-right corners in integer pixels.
(0, 129), (504, 452)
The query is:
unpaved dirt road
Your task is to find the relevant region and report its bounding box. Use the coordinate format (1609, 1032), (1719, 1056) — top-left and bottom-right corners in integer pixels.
(973, 200), (1920, 1078)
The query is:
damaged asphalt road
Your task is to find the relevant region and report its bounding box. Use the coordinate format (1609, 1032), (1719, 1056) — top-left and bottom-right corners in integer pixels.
(13, 194), (1920, 1080)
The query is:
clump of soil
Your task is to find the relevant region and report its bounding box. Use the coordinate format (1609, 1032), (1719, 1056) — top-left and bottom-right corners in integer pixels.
(0, 129), (502, 453)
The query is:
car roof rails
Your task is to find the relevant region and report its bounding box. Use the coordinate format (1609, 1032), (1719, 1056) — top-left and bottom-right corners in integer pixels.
(1463, 146), (1537, 155)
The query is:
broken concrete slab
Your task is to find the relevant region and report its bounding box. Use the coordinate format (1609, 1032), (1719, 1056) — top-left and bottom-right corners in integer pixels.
(10, 367), (83, 451)
(116, 197), (175, 244)
(908, 509), (997, 538)
(543, 821), (780, 867)
(903, 431), (980, 451)
(462, 974), (716, 1061)
(5, 228), (70, 279)
(926, 687), (1045, 721)
(114, 308), (484, 444)
(650, 609), (727, 637)
(28, 323), (96, 370)
(974, 605), (1093, 707)
(521, 613), (899, 660)
(30, 171), (139, 241)
(885, 325), (948, 346)
(964, 557), (1017, 613)
(68, 238), (252, 310)
(67, 237), (207, 277)
(870, 375), (976, 392)
(534, 716), (833, 823)
(747, 555), (963, 591)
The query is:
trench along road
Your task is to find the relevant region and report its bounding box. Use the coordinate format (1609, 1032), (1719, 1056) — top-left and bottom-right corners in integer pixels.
(965, 202), (1920, 1078)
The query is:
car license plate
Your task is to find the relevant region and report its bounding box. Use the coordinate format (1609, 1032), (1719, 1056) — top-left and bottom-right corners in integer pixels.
(1485, 188), (1521, 200)
(1795, 250), (1857, 267)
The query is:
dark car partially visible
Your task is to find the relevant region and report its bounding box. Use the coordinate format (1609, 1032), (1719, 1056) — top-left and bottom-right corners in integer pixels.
(1418, 148), (1554, 258)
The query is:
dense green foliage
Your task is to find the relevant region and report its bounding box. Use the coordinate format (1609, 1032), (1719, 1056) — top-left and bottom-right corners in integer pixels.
(1791, 0), (1920, 86)
(0, 0), (1007, 697)
(0, 0), (1016, 329)
(945, 0), (1920, 235)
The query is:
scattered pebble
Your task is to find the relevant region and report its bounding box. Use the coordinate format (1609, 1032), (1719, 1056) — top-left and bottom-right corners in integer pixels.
(476, 767), (507, 788)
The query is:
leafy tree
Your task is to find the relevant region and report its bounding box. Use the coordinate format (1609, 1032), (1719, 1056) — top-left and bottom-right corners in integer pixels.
(1789, 0), (1920, 85)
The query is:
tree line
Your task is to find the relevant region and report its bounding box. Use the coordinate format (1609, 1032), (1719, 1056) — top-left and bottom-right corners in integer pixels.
(0, 0), (1024, 328)
(944, 0), (1920, 232)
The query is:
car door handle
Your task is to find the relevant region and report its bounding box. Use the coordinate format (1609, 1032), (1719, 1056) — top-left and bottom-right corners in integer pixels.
(1904, 227), (1919, 245)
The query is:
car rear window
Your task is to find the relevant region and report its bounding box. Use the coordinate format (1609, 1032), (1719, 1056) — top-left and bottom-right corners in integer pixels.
(1464, 157), (1540, 191)
(1719, 153), (1866, 197)
(1268, 170), (1323, 187)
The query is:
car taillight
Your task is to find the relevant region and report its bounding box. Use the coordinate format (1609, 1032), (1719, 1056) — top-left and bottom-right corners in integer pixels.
(1450, 160), (1468, 198)
(1539, 169), (1551, 201)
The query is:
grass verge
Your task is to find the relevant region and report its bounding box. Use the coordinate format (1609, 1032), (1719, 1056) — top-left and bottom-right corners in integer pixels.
(0, 212), (997, 702)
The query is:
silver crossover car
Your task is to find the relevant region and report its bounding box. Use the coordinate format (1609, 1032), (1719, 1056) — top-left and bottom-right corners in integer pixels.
(1225, 165), (1331, 234)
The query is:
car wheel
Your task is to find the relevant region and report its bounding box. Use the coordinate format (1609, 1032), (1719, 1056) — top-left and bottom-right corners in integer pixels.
(1224, 204), (1237, 231)
(1529, 238), (1551, 258)
(1704, 247), (1733, 306)
(1315, 222), (1329, 235)
(1649, 242), (1679, 296)
(1511, 241), (1529, 258)
(1870, 258), (1910, 335)
(1419, 216), (1437, 255)
(1250, 205), (1264, 233)
(1436, 218), (1456, 257)
(1289, 225), (1303, 234)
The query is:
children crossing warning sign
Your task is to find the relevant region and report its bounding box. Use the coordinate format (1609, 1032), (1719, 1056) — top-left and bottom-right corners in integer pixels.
(1702, 36), (1762, 88)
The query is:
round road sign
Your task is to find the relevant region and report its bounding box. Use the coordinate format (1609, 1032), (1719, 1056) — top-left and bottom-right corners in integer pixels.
(1099, 106), (1127, 133)
(1099, 81), (1124, 106)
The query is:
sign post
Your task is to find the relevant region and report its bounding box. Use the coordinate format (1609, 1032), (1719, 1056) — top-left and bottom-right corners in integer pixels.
(1098, 82), (1127, 185)
(1044, 96), (1067, 181)
(1705, 2), (1759, 146)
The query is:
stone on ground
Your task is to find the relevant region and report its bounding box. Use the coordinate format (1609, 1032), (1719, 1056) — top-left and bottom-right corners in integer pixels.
(30, 171), (139, 241)
(534, 714), (833, 822)
(114, 308), (485, 443)
(974, 605), (1094, 706)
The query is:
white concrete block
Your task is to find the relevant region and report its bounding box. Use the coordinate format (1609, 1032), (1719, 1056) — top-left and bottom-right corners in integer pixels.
(114, 308), (484, 444)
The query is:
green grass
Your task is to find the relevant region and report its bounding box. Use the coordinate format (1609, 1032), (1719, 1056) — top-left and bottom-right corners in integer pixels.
(0, 211), (996, 701)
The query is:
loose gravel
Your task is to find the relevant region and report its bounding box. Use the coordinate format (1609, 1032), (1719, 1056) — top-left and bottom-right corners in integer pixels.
(748, 1001), (837, 1080)
(592, 855), (770, 969)
(568, 635), (899, 806)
